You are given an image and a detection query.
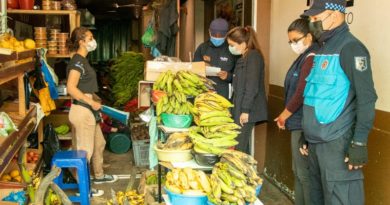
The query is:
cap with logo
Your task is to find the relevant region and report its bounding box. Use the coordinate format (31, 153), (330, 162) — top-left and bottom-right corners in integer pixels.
(209, 18), (229, 36)
(301, 0), (347, 17)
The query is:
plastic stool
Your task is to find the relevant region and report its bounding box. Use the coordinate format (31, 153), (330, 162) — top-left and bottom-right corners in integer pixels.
(51, 150), (91, 205)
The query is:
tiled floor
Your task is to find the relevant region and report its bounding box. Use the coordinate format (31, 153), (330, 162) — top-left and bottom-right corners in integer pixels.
(89, 150), (293, 205)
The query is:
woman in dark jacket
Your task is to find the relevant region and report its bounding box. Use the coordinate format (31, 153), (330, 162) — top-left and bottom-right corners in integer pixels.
(226, 26), (268, 154)
(274, 18), (318, 205)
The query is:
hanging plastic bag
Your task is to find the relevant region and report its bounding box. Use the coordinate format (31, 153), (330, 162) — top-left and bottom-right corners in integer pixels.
(148, 109), (159, 170)
(142, 11), (157, 47)
(42, 123), (61, 173)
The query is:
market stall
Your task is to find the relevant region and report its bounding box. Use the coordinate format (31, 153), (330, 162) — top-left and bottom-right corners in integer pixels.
(138, 60), (265, 205)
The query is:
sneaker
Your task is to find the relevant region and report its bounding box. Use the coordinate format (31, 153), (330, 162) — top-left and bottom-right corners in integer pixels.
(76, 188), (104, 197)
(93, 174), (118, 184)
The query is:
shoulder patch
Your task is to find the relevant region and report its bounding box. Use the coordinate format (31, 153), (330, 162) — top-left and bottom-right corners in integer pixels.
(354, 56), (367, 72)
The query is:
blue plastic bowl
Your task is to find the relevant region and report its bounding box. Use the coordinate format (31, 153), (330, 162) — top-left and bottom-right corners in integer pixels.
(165, 187), (208, 205)
(206, 184), (262, 205)
(161, 113), (193, 128)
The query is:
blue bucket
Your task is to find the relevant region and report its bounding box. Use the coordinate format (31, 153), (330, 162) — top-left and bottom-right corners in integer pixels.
(165, 187), (208, 205)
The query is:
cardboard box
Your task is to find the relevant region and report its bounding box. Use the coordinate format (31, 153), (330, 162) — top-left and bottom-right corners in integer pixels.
(144, 61), (206, 81)
(138, 81), (154, 108)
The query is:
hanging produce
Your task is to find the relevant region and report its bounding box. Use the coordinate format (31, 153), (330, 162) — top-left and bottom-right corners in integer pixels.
(208, 150), (263, 205)
(111, 52), (145, 106)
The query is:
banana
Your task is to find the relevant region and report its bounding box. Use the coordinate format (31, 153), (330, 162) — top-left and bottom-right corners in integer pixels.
(153, 72), (166, 90)
(231, 176), (245, 188)
(162, 94), (169, 105)
(209, 123), (241, 133)
(212, 140), (238, 148)
(221, 156), (248, 174)
(221, 193), (238, 203)
(193, 144), (209, 154)
(199, 110), (231, 121)
(193, 141), (224, 155)
(166, 73), (174, 94)
(199, 117), (234, 126)
(173, 79), (183, 92)
(216, 169), (233, 187)
(208, 194), (222, 205)
(183, 168), (195, 181)
(179, 171), (190, 190)
(165, 182), (182, 194)
(196, 170), (211, 193)
(216, 175), (234, 194)
(156, 100), (164, 116)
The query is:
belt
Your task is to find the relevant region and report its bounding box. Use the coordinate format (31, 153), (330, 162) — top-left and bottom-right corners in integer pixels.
(72, 99), (102, 123)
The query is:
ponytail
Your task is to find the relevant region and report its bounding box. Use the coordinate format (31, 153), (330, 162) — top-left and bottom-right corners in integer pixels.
(226, 26), (262, 57)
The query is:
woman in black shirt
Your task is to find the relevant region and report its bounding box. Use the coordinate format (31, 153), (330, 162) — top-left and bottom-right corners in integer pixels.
(226, 26), (268, 154)
(67, 27), (117, 194)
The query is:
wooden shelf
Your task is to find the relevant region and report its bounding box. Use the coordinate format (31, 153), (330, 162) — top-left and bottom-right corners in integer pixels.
(0, 105), (37, 176)
(7, 9), (79, 15)
(47, 54), (71, 58)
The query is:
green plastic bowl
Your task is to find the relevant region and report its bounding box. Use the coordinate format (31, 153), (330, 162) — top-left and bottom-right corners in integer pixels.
(161, 113), (193, 128)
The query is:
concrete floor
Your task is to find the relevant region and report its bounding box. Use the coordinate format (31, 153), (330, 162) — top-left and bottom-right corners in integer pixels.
(89, 149), (293, 205)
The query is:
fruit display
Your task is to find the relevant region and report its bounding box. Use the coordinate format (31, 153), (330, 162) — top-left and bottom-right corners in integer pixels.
(208, 150), (263, 205)
(107, 190), (145, 205)
(156, 93), (194, 116)
(153, 70), (214, 97)
(165, 168), (211, 195)
(0, 169), (27, 183)
(157, 132), (193, 151)
(27, 150), (40, 164)
(54, 124), (70, 135)
(0, 33), (36, 52)
(188, 92), (241, 155)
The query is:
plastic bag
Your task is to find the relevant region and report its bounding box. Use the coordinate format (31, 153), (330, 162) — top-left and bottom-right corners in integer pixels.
(1, 191), (26, 205)
(0, 112), (18, 137)
(42, 123), (60, 173)
(142, 13), (157, 47)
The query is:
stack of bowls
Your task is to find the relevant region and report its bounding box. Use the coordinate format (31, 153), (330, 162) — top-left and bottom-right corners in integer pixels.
(57, 33), (69, 55)
(34, 27), (47, 48)
(48, 29), (61, 55)
(51, 1), (61, 10)
(42, 1), (50, 10)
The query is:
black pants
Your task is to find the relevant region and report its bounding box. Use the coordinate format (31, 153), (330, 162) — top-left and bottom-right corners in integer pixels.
(291, 130), (310, 205)
(309, 130), (364, 205)
(235, 122), (255, 154)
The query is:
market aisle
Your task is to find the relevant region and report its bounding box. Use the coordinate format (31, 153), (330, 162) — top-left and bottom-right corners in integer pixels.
(90, 150), (293, 205)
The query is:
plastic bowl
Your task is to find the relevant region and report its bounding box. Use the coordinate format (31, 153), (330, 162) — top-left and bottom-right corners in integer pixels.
(161, 113), (193, 128)
(192, 150), (220, 166)
(154, 145), (193, 162)
(165, 187), (208, 205)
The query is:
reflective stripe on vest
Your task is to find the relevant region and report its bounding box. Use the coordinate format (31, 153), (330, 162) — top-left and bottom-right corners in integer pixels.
(303, 54), (350, 124)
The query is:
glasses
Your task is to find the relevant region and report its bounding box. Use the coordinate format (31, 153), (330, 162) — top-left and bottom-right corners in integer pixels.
(288, 35), (306, 45)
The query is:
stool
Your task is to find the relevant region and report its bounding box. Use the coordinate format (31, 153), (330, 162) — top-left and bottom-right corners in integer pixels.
(51, 150), (91, 205)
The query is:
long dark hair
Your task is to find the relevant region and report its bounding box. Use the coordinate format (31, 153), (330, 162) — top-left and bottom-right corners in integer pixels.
(288, 18), (314, 42)
(227, 26), (262, 57)
(67, 27), (90, 52)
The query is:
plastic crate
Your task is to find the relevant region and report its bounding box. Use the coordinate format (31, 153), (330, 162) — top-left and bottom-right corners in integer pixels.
(132, 138), (150, 167)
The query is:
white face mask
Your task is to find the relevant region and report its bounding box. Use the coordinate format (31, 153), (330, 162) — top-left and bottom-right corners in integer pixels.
(290, 39), (309, 55)
(86, 39), (97, 52)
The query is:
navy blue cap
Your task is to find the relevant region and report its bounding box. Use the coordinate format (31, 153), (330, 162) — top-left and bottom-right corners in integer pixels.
(302, 0), (347, 17)
(209, 18), (229, 36)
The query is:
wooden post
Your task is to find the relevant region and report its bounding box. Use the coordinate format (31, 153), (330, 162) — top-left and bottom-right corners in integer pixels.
(18, 74), (26, 116)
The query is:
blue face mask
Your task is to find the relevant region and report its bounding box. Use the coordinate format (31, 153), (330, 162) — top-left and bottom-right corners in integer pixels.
(229, 45), (242, 55)
(210, 37), (225, 47)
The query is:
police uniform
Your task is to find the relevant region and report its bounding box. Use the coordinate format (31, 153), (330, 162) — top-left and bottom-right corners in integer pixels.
(194, 40), (236, 100)
(302, 22), (377, 205)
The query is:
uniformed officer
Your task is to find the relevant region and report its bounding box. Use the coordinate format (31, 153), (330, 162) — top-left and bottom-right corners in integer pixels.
(300, 0), (377, 204)
(194, 18), (236, 100)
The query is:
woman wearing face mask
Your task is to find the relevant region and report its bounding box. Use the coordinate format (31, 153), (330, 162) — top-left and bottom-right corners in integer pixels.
(226, 26), (268, 154)
(274, 18), (318, 205)
(67, 27), (118, 193)
(194, 18), (236, 100)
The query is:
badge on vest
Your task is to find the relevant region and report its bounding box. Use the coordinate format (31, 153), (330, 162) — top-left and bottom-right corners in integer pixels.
(203, 55), (211, 62)
(220, 57), (228, 62)
(321, 60), (329, 70)
(355, 56), (368, 72)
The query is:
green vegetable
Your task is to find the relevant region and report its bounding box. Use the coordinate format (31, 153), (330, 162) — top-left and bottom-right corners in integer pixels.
(111, 52), (145, 106)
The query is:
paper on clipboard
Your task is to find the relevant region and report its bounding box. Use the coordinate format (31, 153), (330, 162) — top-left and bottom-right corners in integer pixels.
(206, 66), (221, 76)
